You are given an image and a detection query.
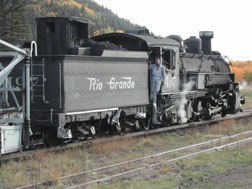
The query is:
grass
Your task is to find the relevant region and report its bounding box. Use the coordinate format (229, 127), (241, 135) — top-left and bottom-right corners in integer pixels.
(241, 86), (252, 110)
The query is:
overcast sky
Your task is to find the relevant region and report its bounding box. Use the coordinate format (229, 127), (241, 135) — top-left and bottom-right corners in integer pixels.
(93, 0), (251, 61)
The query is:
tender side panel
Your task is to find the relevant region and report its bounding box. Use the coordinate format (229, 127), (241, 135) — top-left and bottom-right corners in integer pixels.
(31, 55), (149, 127)
(31, 56), (64, 111)
(63, 56), (149, 112)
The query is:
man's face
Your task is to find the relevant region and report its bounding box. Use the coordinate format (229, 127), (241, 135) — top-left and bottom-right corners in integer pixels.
(155, 58), (161, 66)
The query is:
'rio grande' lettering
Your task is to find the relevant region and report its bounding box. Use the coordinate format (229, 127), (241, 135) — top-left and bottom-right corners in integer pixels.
(87, 78), (103, 91)
(106, 77), (135, 90)
(87, 77), (135, 91)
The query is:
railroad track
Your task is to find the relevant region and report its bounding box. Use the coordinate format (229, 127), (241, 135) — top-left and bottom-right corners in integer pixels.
(1, 109), (252, 163)
(16, 123), (252, 189)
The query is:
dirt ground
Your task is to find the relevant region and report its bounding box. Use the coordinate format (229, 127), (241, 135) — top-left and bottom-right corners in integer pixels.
(195, 163), (252, 189)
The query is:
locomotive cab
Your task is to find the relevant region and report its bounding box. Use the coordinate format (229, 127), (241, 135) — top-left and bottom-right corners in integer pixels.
(149, 46), (181, 93)
(160, 47), (180, 93)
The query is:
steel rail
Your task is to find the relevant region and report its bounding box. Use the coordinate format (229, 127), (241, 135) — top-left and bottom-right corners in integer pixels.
(67, 136), (252, 189)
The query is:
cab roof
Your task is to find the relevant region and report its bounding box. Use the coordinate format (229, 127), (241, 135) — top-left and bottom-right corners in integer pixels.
(92, 32), (179, 51)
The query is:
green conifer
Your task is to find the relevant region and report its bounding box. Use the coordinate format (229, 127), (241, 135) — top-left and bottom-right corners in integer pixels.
(0, 0), (30, 44)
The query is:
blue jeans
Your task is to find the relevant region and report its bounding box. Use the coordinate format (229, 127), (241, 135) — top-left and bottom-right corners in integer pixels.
(151, 78), (161, 103)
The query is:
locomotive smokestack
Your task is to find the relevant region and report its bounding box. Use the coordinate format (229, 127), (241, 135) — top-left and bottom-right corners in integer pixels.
(199, 31), (214, 55)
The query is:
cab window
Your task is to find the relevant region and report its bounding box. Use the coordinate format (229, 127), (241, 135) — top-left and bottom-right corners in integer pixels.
(162, 50), (176, 70)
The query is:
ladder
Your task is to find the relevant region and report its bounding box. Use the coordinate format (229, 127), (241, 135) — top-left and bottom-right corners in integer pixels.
(31, 59), (49, 103)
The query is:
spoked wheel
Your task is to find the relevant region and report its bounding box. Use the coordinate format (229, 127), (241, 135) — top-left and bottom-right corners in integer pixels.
(221, 110), (227, 117)
(143, 119), (151, 130)
(115, 123), (122, 134)
(193, 100), (203, 121)
(186, 100), (194, 122)
(139, 118), (151, 130)
(44, 128), (61, 147)
(203, 102), (213, 120)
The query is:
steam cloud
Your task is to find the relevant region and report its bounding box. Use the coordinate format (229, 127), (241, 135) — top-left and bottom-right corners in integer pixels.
(239, 80), (248, 90)
(178, 80), (195, 123)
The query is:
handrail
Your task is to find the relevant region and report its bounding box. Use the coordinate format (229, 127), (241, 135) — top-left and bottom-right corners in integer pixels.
(0, 39), (29, 57)
(30, 41), (37, 56)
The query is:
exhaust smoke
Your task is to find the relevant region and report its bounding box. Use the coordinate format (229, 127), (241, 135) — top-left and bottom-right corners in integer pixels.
(178, 80), (195, 123)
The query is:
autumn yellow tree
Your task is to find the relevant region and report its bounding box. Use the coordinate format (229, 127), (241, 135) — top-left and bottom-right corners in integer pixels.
(230, 61), (252, 82)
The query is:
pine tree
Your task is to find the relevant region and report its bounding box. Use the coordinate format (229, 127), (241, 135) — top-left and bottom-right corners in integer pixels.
(0, 0), (30, 44)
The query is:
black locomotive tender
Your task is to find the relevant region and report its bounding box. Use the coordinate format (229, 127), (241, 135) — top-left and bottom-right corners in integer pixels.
(1, 17), (245, 147)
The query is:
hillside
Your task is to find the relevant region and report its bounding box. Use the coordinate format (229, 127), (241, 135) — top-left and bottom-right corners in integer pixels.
(0, 0), (146, 44)
(26, 0), (146, 39)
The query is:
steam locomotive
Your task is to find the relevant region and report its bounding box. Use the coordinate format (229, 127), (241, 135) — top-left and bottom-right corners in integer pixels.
(0, 17), (245, 149)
